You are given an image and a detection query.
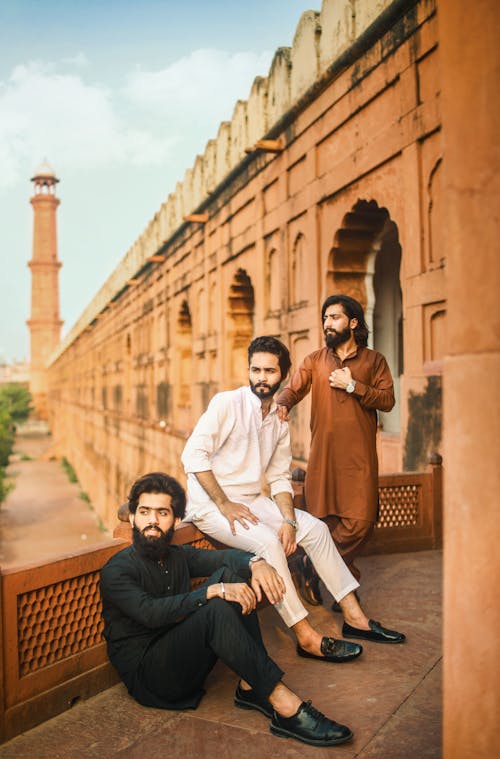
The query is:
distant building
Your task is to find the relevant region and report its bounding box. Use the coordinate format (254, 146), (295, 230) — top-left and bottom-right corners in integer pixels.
(0, 361), (30, 387)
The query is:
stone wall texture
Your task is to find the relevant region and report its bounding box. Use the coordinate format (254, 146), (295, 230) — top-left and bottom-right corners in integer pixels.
(48, 0), (445, 529)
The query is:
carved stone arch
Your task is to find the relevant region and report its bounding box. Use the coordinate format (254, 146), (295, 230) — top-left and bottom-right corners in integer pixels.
(196, 286), (208, 338)
(267, 247), (281, 314)
(427, 157), (444, 266)
(227, 268), (255, 387)
(326, 199), (389, 302)
(290, 232), (308, 306)
(178, 299), (192, 331)
(174, 298), (193, 428)
(327, 199), (403, 435)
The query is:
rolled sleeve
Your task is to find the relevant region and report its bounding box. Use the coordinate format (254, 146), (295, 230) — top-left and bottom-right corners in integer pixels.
(266, 423), (294, 498)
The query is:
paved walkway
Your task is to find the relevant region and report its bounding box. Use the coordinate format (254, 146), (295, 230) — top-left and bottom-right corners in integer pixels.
(0, 432), (111, 568)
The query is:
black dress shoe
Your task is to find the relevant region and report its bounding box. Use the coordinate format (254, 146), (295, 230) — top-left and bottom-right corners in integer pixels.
(294, 555), (323, 606)
(297, 635), (362, 662)
(234, 683), (273, 718)
(342, 619), (406, 644)
(270, 700), (353, 746)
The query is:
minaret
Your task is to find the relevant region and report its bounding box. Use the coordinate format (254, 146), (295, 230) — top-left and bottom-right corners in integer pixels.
(27, 160), (63, 419)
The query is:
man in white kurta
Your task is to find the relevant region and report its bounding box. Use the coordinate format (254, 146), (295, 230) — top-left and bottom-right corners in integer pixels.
(181, 337), (405, 659)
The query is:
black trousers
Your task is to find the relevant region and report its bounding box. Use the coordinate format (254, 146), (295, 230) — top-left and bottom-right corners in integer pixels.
(135, 572), (284, 710)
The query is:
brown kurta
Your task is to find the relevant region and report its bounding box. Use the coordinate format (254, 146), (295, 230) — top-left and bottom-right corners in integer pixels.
(277, 346), (395, 522)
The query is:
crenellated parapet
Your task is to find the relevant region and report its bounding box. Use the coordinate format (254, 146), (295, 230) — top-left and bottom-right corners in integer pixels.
(50, 0), (394, 362)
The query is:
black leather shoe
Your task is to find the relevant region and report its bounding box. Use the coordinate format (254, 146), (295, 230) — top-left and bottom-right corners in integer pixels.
(297, 636), (362, 662)
(342, 619), (406, 644)
(295, 555), (323, 606)
(234, 683), (273, 718)
(270, 700), (353, 746)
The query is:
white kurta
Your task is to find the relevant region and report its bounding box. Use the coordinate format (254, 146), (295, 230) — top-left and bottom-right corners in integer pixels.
(182, 385), (294, 508)
(181, 386), (358, 627)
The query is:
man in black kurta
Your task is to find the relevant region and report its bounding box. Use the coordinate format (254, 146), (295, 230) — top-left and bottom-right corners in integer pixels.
(100, 471), (354, 747)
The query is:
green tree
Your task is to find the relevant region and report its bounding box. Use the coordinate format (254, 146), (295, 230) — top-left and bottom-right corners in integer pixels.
(0, 384), (33, 424)
(0, 404), (14, 467)
(0, 383), (32, 501)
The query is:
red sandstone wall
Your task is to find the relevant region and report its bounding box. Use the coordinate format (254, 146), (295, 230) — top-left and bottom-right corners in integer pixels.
(48, 0), (445, 529)
(439, 1), (500, 757)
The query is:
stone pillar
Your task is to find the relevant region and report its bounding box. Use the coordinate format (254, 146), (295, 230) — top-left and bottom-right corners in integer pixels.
(439, 2), (500, 757)
(27, 161), (63, 419)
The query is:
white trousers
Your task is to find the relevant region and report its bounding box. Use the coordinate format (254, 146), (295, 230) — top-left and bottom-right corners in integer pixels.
(186, 495), (359, 628)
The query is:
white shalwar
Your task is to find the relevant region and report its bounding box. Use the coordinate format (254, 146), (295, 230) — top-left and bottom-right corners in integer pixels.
(181, 386), (359, 627)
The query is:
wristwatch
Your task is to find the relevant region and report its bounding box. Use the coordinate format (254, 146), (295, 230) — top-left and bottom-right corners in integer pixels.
(346, 379), (356, 394)
(249, 555), (264, 567)
(283, 518), (298, 530)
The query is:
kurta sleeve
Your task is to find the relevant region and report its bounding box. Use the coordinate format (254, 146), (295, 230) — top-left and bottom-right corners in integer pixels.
(100, 559), (210, 629)
(181, 393), (234, 473)
(182, 545), (253, 580)
(276, 355), (313, 410)
(265, 423), (294, 498)
(352, 353), (395, 411)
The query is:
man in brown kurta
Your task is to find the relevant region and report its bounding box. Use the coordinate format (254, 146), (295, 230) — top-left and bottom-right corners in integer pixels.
(277, 295), (394, 586)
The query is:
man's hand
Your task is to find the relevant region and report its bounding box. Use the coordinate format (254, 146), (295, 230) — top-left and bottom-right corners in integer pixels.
(207, 582), (257, 614)
(219, 500), (259, 535)
(249, 560), (286, 605)
(329, 366), (352, 390)
(278, 523), (297, 557)
(276, 404), (290, 422)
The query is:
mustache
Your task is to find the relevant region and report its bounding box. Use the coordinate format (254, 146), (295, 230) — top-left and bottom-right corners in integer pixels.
(141, 525), (165, 537)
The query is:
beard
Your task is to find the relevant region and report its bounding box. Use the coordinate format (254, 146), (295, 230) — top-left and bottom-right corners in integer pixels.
(132, 523), (174, 562)
(250, 378), (282, 399)
(325, 326), (352, 350)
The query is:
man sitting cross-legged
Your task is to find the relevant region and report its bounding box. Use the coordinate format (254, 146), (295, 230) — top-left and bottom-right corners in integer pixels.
(100, 472), (353, 747)
(181, 336), (405, 659)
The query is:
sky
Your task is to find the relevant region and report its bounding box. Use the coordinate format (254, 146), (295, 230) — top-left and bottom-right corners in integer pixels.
(0, 0), (317, 363)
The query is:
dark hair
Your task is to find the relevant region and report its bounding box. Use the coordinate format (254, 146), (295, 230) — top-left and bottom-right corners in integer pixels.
(248, 336), (291, 377)
(321, 294), (369, 347)
(128, 472), (186, 519)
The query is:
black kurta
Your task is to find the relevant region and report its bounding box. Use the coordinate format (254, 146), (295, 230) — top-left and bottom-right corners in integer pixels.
(100, 544), (253, 707)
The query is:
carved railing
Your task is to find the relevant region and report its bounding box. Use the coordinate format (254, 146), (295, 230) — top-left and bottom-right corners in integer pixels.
(0, 541), (125, 743)
(291, 455), (443, 554)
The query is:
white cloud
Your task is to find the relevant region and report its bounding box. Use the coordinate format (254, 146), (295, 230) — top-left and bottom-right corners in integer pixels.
(125, 48), (272, 125)
(0, 60), (176, 191)
(0, 47), (273, 194)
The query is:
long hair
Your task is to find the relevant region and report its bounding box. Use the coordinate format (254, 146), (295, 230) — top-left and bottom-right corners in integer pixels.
(248, 336), (292, 377)
(128, 472), (186, 519)
(321, 294), (369, 347)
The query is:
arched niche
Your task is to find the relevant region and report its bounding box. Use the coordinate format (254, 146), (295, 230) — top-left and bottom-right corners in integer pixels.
(290, 232), (309, 307)
(174, 299), (193, 426)
(266, 248), (281, 314)
(327, 199), (403, 435)
(227, 268), (255, 387)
